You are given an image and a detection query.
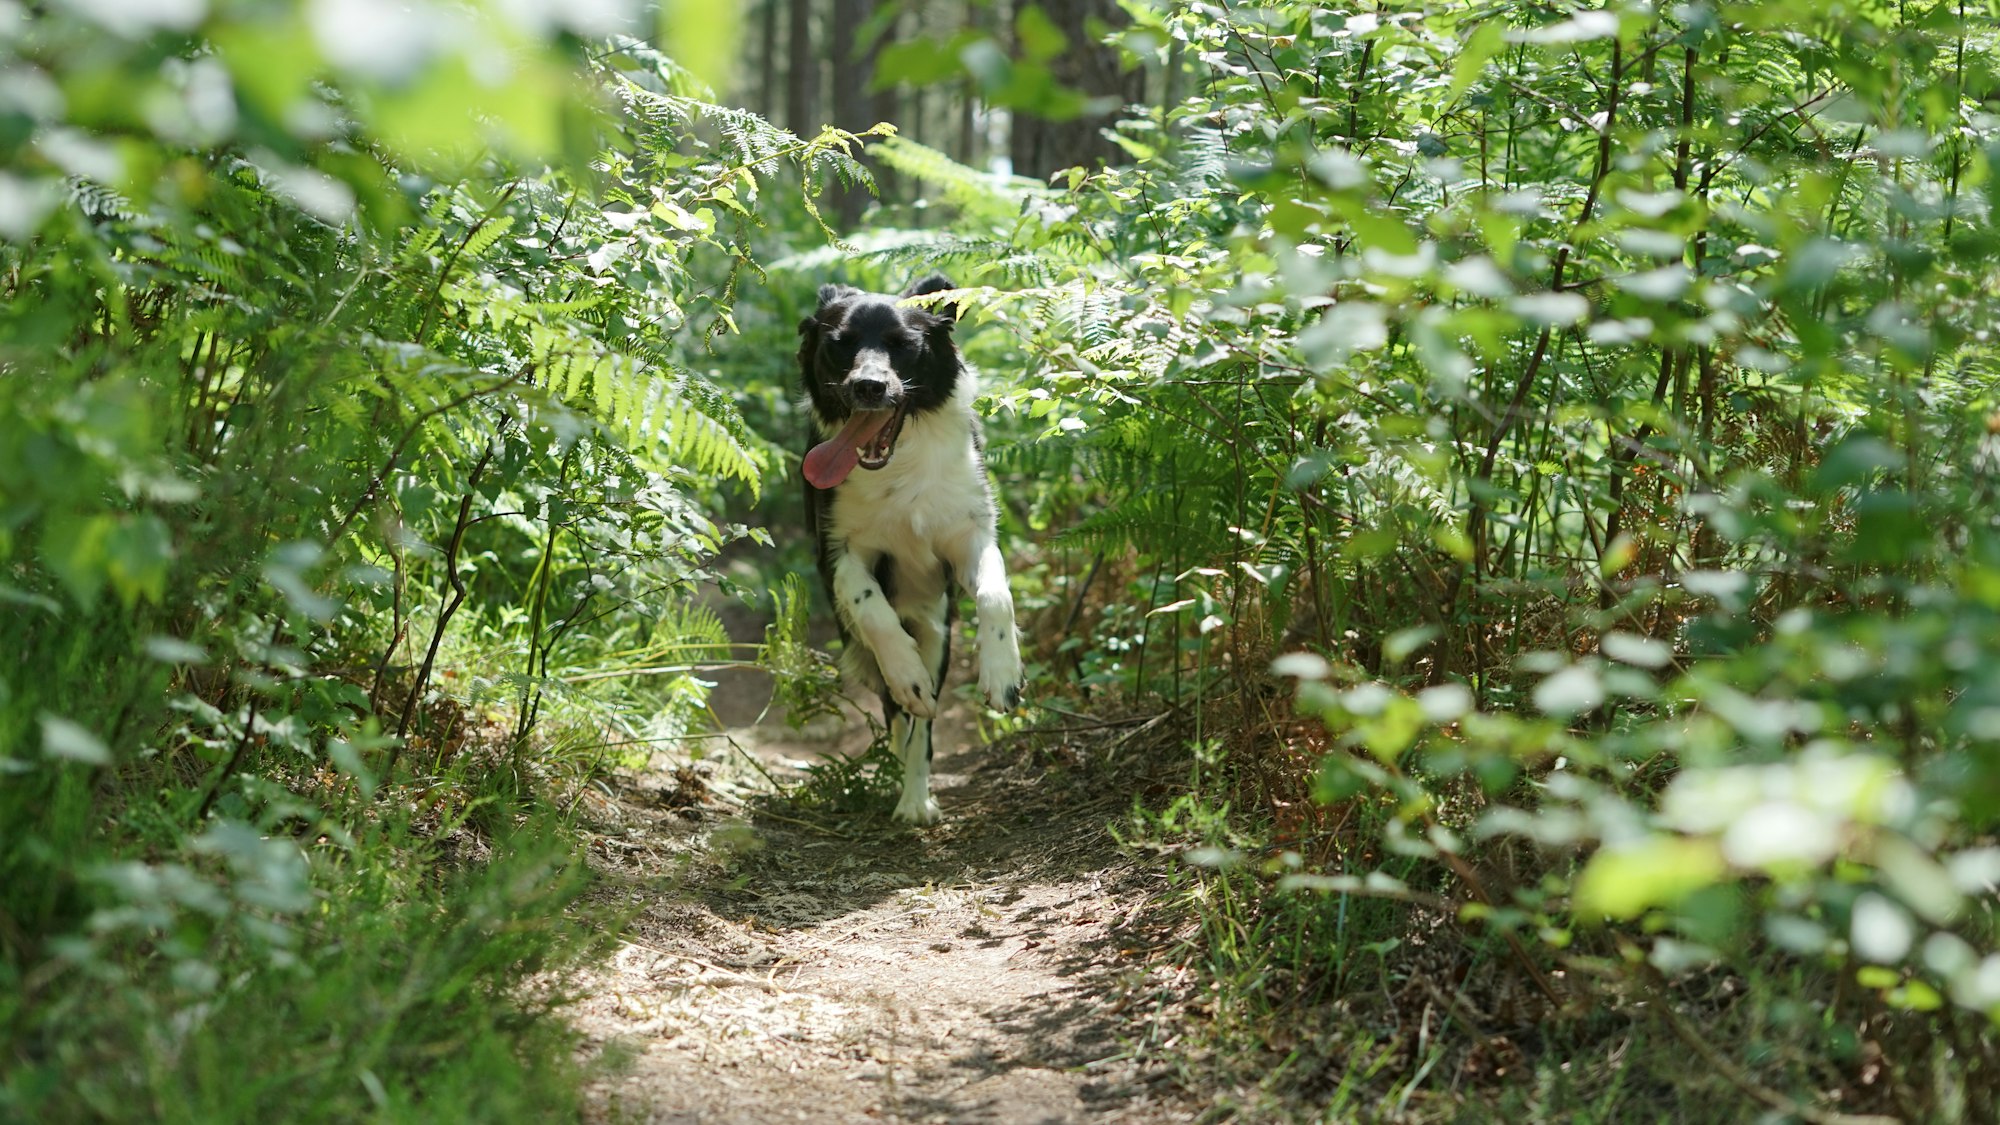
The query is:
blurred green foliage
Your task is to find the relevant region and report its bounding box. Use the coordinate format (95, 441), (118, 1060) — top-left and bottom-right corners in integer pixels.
(0, 2), (874, 1118)
(10, 0), (2000, 1117)
(841, 0), (2000, 1115)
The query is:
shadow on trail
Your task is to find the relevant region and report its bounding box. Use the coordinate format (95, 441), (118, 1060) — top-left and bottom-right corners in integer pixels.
(576, 689), (1198, 1125)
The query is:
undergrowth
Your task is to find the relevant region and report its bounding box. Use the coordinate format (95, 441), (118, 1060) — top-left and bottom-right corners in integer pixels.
(7, 793), (598, 1123)
(11, 0), (2000, 1120)
(811, 2), (2000, 1119)
(0, 5), (864, 1120)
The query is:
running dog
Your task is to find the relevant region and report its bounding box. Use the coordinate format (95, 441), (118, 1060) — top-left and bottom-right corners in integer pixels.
(798, 274), (1023, 824)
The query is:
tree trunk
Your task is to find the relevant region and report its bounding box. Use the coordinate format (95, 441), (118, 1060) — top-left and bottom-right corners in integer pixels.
(1007, 0), (1141, 180)
(958, 1), (985, 168)
(829, 0), (874, 226)
(907, 4), (928, 152)
(870, 8), (901, 205)
(785, 0), (817, 136)
(757, 0), (779, 121)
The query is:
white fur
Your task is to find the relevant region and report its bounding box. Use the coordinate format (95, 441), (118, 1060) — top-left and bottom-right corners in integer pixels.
(889, 712), (939, 824)
(817, 374), (1023, 823)
(830, 551), (936, 716)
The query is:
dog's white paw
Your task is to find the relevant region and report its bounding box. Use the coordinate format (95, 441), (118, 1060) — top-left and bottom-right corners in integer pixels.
(979, 636), (1024, 711)
(877, 644), (937, 718)
(892, 793), (942, 825)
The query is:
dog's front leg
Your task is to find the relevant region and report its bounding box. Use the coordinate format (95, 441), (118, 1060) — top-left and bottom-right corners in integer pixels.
(831, 550), (937, 717)
(959, 533), (1024, 709)
(889, 712), (939, 825)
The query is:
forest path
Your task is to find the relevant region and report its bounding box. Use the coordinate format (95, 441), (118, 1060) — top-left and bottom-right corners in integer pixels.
(567, 682), (1198, 1125)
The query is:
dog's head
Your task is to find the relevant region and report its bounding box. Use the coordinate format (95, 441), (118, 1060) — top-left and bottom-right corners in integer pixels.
(798, 274), (962, 488)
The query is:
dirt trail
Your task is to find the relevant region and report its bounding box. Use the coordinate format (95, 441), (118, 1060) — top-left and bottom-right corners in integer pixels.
(567, 678), (1198, 1125)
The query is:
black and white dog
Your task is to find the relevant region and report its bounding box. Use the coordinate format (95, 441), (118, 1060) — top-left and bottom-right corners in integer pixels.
(798, 274), (1023, 824)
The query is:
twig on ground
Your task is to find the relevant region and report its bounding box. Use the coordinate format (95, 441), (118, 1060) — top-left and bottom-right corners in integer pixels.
(726, 733), (792, 794)
(1035, 700), (1111, 722)
(993, 711), (1175, 743)
(1415, 977), (1497, 1055)
(1110, 709), (1179, 752)
(751, 805), (861, 839)
(1643, 966), (1902, 1125)
(619, 939), (793, 994)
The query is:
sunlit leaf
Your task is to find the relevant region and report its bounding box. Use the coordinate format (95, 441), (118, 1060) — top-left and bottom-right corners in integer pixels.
(1534, 664), (1604, 717)
(1271, 652), (1331, 680)
(40, 715), (111, 765)
(1601, 632), (1670, 669)
(1510, 291), (1589, 326)
(1576, 837), (1725, 920)
(1852, 893), (1915, 964)
(658, 3), (741, 93)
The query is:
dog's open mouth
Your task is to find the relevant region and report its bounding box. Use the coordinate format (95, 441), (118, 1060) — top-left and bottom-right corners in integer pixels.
(803, 404), (906, 488)
(855, 405), (906, 471)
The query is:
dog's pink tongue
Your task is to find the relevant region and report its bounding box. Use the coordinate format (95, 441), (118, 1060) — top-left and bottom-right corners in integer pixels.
(803, 409), (894, 489)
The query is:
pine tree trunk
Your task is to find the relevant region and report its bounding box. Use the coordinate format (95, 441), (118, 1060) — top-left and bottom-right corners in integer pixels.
(907, 4), (928, 152)
(757, 0), (779, 121)
(956, 1), (985, 168)
(1007, 0), (1140, 180)
(785, 0), (816, 136)
(870, 9), (900, 206)
(829, 0), (872, 226)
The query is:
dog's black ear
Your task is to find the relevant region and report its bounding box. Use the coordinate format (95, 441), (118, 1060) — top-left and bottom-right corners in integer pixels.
(797, 315), (820, 383)
(901, 273), (958, 326)
(817, 283), (862, 310)
(802, 283), (857, 345)
(802, 283), (859, 365)
(799, 295), (835, 382)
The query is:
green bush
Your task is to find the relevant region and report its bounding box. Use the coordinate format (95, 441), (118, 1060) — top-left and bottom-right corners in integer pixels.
(850, 0), (2000, 1114)
(0, 4), (863, 1118)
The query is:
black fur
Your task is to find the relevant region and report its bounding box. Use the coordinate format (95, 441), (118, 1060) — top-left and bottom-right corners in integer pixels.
(796, 273), (962, 430)
(800, 275), (969, 748)
(794, 273), (1020, 821)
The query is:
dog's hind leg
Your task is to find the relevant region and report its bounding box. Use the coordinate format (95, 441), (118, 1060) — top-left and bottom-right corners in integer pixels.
(888, 705), (937, 825)
(889, 594), (950, 825)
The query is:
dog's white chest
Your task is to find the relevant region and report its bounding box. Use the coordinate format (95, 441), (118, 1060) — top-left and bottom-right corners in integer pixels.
(829, 413), (988, 560)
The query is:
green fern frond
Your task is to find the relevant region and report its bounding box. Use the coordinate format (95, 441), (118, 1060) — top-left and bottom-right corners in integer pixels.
(455, 214), (516, 265)
(762, 572), (843, 730)
(650, 599), (730, 654)
(659, 375), (762, 493)
(871, 136), (1041, 223)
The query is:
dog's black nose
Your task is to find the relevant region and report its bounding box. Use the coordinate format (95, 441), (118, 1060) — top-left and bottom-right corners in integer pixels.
(849, 376), (889, 407)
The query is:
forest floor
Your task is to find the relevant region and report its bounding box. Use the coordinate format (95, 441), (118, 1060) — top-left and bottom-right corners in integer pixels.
(563, 647), (1207, 1125)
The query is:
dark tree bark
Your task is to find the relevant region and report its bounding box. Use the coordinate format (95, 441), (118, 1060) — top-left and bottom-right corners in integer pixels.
(757, 0), (779, 121)
(829, 0), (875, 225)
(1007, 0), (1142, 181)
(1162, 35), (1187, 116)
(830, 0), (864, 132)
(785, 0), (817, 136)
(870, 8), (901, 204)
(957, 1), (984, 168)
(907, 4), (928, 151)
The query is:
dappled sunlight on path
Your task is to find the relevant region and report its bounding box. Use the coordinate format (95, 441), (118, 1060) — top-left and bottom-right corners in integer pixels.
(569, 698), (1196, 1124)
